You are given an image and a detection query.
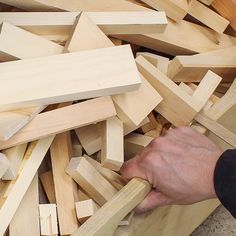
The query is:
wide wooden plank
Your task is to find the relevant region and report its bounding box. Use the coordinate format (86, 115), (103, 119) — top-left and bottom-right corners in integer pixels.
(0, 45), (141, 111)
(0, 0), (150, 11)
(0, 96), (117, 150)
(188, 0), (229, 33)
(72, 178), (151, 236)
(0, 11), (166, 37)
(66, 157), (118, 206)
(141, 0), (188, 22)
(0, 22), (63, 61)
(100, 117), (124, 171)
(0, 136), (54, 236)
(167, 54), (236, 82)
(212, 0), (236, 31)
(50, 132), (78, 235)
(9, 174), (40, 236)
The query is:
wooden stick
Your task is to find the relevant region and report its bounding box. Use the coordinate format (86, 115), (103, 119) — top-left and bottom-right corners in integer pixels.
(0, 153), (10, 178)
(72, 178), (151, 236)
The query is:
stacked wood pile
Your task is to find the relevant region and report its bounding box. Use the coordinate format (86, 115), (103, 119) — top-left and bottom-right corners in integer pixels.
(0, 0), (235, 236)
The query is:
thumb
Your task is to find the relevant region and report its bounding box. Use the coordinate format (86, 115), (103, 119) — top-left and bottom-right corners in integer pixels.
(135, 190), (172, 213)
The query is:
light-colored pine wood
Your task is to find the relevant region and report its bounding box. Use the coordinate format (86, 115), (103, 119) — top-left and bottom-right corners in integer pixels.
(0, 0), (150, 11)
(1, 144), (27, 180)
(100, 117), (124, 171)
(0, 45), (141, 111)
(39, 204), (58, 236)
(39, 171), (56, 204)
(75, 199), (99, 224)
(188, 0), (229, 33)
(167, 54), (236, 82)
(75, 124), (101, 156)
(198, 0), (214, 5)
(114, 19), (236, 55)
(140, 112), (158, 133)
(140, 0), (188, 22)
(0, 153), (10, 179)
(9, 174), (40, 236)
(125, 133), (153, 159)
(0, 136), (54, 236)
(0, 96), (117, 150)
(64, 12), (114, 53)
(50, 132), (78, 235)
(112, 74), (162, 126)
(0, 22), (63, 61)
(136, 56), (200, 126)
(212, 0), (236, 31)
(72, 144), (83, 157)
(66, 157), (118, 206)
(72, 178), (151, 236)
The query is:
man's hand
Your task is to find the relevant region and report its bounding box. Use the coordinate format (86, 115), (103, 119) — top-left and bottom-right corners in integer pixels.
(120, 126), (222, 213)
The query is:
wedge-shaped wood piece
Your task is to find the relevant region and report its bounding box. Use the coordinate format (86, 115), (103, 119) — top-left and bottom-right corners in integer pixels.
(50, 132), (78, 235)
(40, 171), (56, 204)
(167, 54), (236, 82)
(100, 117), (124, 171)
(0, 136), (54, 236)
(188, 0), (229, 33)
(125, 133), (153, 160)
(0, 11), (166, 37)
(65, 12), (114, 52)
(113, 74), (162, 126)
(136, 56), (200, 126)
(0, 97), (117, 150)
(75, 199), (99, 224)
(72, 178), (151, 236)
(0, 0), (149, 11)
(0, 153), (10, 179)
(0, 45), (141, 111)
(140, 0), (188, 22)
(212, 0), (236, 31)
(39, 204), (58, 236)
(0, 22), (63, 61)
(66, 157), (118, 206)
(9, 174), (40, 236)
(2, 144), (27, 180)
(114, 19), (236, 55)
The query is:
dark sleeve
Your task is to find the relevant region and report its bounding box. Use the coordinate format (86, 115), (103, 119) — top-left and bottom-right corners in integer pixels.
(214, 149), (236, 218)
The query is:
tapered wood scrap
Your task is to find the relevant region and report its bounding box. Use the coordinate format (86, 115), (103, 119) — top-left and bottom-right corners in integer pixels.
(0, 153), (10, 179)
(114, 19), (236, 55)
(66, 157), (118, 206)
(212, 0), (236, 31)
(39, 171), (56, 204)
(72, 178), (151, 236)
(84, 155), (126, 190)
(140, 0), (188, 22)
(50, 132), (78, 235)
(0, 0), (150, 11)
(136, 56), (200, 126)
(0, 45), (141, 111)
(9, 174), (40, 236)
(113, 74), (162, 126)
(0, 136), (54, 236)
(0, 97), (117, 150)
(125, 133), (153, 159)
(64, 12), (114, 53)
(0, 22), (63, 61)
(39, 204), (58, 236)
(2, 144), (27, 180)
(167, 54), (236, 82)
(75, 199), (99, 224)
(188, 0), (229, 33)
(75, 124), (101, 156)
(100, 117), (124, 171)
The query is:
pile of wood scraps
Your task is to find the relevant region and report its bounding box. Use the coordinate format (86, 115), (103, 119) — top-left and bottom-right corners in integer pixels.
(0, 0), (235, 236)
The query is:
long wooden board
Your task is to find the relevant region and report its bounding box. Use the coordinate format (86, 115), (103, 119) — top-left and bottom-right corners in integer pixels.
(0, 45), (141, 111)
(0, 96), (116, 150)
(0, 136), (54, 236)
